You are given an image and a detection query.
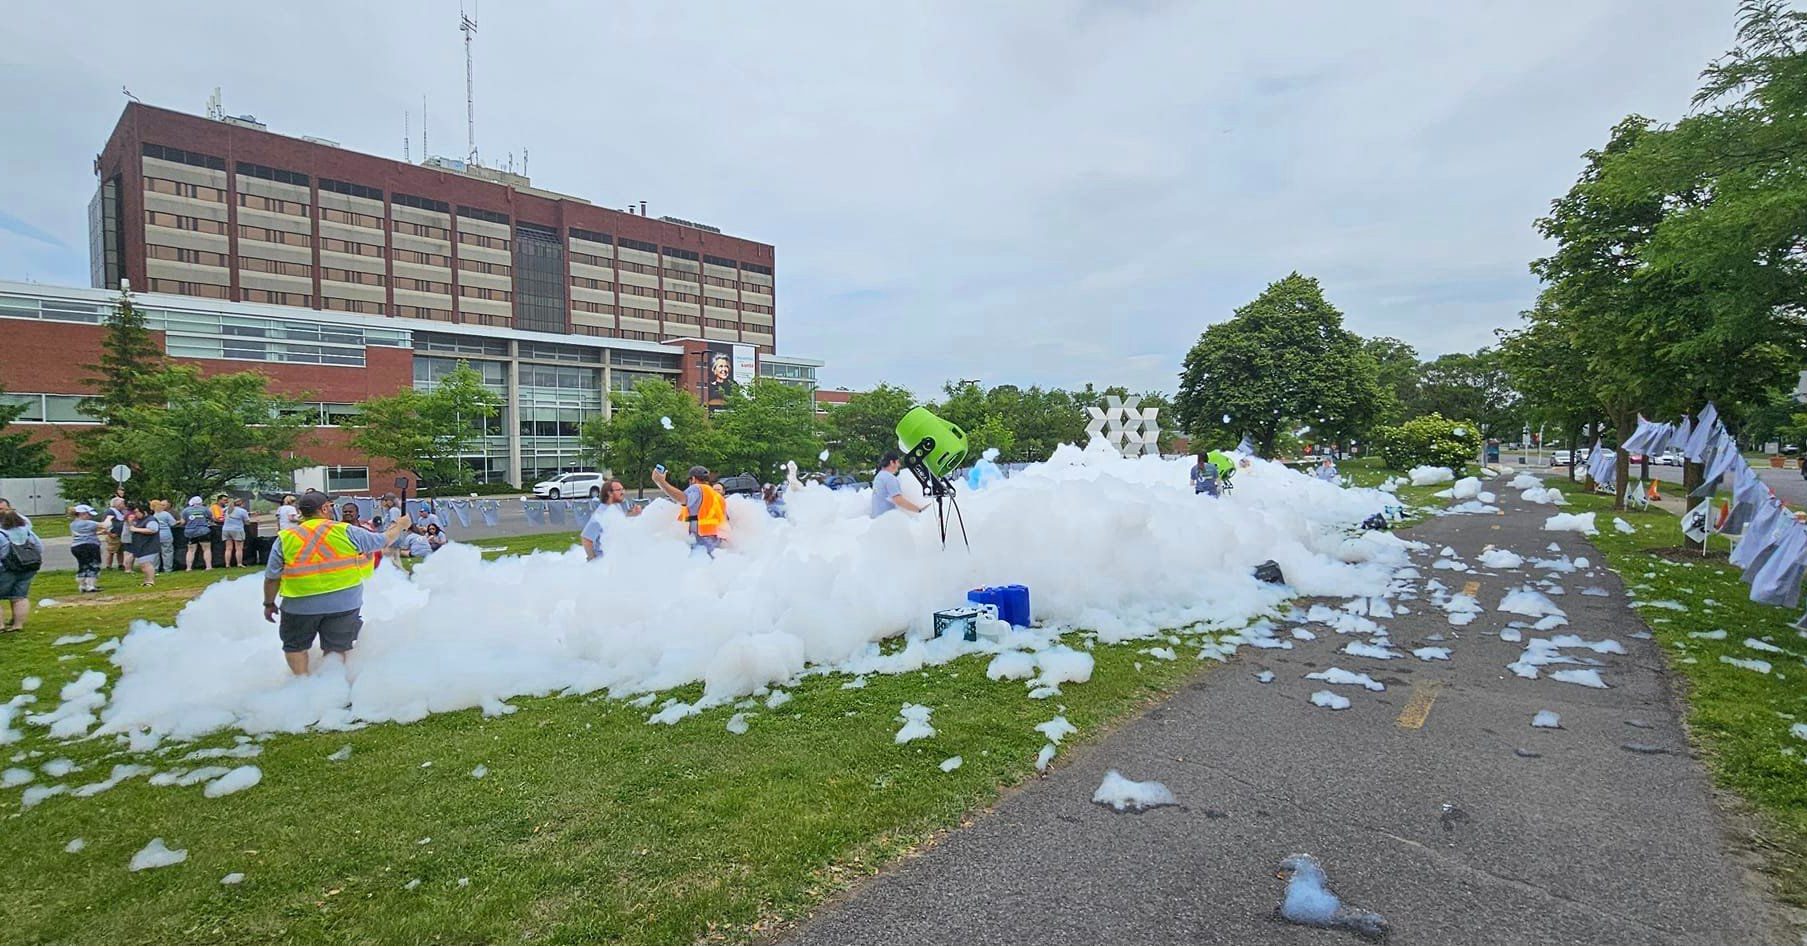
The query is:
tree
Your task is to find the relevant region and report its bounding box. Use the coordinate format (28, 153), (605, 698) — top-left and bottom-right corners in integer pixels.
(1407, 348), (1522, 451)
(77, 283), (166, 424)
(1498, 295), (1596, 481)
(1175, 273), (1382, 456)
(821, 384), (916, 474)
(0, 381), (51, 477)
(1361, 336), (1421, 428)
(66, 366), (312, 502)
(963, 413), (1016, 459)
(712, 378), (822, 482)
(350, 361), (504, 493)
(579, 378), (714, 495)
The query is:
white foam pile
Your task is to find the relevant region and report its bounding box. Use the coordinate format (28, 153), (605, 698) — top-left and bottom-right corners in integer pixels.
(1521, 486), (1567, 505)
(1506, 635), (1623, 681)
(1613, 518), (1636, 535)
(1543, 513), (1597, 535)
(1309, 690), (1352, 710)
(1412, 647), (1451, 661)
(1499, 588), (1565, 619)
(1091, 769), (1177, 811)
(129, 837), (187, 871)
(1508, 474), (1542, 490)
(1409, 466), (1455, 486)
(1531, 710), (1561, 729)
(1477, 548), (1523, 570)
(1304, 668), (1384, 691)
(66, 446), (1403, 745)
(894, 703), (935, 743)
(1720, 656), (1772, 674)
(1450, 477), (1482, 500)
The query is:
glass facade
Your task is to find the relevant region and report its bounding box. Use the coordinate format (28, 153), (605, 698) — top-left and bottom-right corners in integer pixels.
(759, 360), (818, 388)
(413, 355), (513, 485)
(88, 177), (122, 290)
(0, 393), (97, 424)
(512, 223), (568, 335)
(518, 362), (602, 484)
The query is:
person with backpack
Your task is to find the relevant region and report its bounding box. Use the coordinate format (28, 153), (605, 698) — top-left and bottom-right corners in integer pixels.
(0, 510), (43, 632)
(181, 496), (214, 571)
(69, 504), (104, 593)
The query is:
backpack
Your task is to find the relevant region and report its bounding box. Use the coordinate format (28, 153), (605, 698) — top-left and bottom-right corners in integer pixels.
(183, 508), (211, 539)
(3, 528), (41, 573)
(1361, 513), (1390, 532)
(1253, 560), (1285, 585)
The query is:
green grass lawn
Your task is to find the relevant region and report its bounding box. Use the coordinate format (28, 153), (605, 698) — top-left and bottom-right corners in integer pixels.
(1543, 489), (1807, 909)
(0, 531), (1227, 943)
(24, 515), (70, 539)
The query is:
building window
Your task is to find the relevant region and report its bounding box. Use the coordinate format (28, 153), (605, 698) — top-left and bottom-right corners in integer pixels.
(573, 300), (616, 314)
(321, 267), (387, 287)
(457, 285), (512, 302)
(239, 256), (312, 277)
(146, 211), (227, 235)
(393, 192), (450, 214)
(395, 277), (451, 294)
(237, 225), (310, 246)
(742, 302), (774, 315)
(395, 220), (450, 240)
(458, 258), (512, 276)
(235, 162), (309, 187)
(393, 248), (451, 267)
(321, 207), (385, 230)
(322, 297), (385, 315)
(619, 284), (658, 298)
(569, 251), (612, 269)
(740, 262), (773, 276)
(666, 291), (702, 305)
(616, 259), (658, 275)
(321, 237), (383, 258)
(242, 289), (314, 307)
(458, 231), (511, 251)
(142, 143), (226, 171)
(319, 179), (383, 201)
(572, 276), (613, 291)
(619, 237), (658, 253)
(395, 305), (455, 322)
(147, 279), (229, 299)
(455, 206), (510, 225)
(147, 244), (230, 268)
(702, 275), (740, 289)
(616, 330), (657, 342)
(145, 178), (226, 202)
(704, 318), (740, 330)
(326, 466), (370, 492)
(703, 254), (738, 269)
(0, 393), (99, 424)
(236, 193), (309, 216)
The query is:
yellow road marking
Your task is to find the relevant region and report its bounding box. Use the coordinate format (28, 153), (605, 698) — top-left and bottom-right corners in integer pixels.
(1396, 681), (1444, 730)
(1460, 580), (1480, 598)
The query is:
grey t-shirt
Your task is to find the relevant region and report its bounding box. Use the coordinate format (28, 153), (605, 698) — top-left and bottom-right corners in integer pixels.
(870, 470), (904, 518)
(683, 484), (703, 536)
(223, 506), (251, 533)
(152, 510), (175, 542)
(265, 521), (388, 615)
(69, 518), (101, 548)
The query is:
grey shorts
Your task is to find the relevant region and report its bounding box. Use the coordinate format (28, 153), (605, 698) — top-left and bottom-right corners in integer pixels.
(278, 608), (362, 654)
(0, 569), (34, 600)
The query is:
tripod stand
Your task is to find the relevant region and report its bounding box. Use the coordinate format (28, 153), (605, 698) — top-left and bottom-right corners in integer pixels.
(901, 439), (969, 549)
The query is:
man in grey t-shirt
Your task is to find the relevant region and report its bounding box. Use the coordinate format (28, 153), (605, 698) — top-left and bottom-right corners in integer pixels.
(870, 450), (927, 519)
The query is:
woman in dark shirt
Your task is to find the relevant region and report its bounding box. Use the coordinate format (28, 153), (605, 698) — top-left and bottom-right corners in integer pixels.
(124, 503), (162, 587)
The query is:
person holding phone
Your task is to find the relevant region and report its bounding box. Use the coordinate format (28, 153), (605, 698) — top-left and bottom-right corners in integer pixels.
(651, 464), (726, 556)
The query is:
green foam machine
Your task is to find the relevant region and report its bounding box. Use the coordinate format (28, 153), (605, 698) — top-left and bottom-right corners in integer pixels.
(895, 406), (970, 548)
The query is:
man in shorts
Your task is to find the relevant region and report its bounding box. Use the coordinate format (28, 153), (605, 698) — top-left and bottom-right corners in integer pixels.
(262, 490), (407, 675)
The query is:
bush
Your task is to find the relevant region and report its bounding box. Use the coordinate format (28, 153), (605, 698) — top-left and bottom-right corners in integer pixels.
(1372, 413), (1481, 472)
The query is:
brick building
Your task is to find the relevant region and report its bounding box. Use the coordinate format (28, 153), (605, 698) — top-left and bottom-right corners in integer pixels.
(0, 102), (824, 491)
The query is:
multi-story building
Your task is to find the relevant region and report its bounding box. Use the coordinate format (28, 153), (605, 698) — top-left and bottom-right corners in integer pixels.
(2, 102), (823, 490)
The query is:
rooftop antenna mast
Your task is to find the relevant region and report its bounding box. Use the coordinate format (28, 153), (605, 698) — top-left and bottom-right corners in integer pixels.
(461, 1), (479, 166)
(404, 110), (411, 163)
(206, 87), (222, 120)
(421, 94), (428, 159)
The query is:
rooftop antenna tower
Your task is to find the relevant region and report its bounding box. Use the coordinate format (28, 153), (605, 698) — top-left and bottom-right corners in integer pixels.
(206, 87), (223, 120)
(404, 110), (411, 163)
(461, 1), (479, 166)
(421, 94), (428, 159)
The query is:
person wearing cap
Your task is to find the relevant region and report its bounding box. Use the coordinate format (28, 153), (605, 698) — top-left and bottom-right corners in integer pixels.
(651, 464), (727, 556)
(263, 490), (409, 675)
(68, 504), (103, 593)
(378, 493), (403, 529)
(101, 496), (129, 571)
(181, 495), (213, 570)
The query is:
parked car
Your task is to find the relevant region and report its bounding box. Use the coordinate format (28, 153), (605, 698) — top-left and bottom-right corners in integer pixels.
(1548, 450), (1573, 467)
(1657, 449), (1684, 466)
(531, 471), (606, 499)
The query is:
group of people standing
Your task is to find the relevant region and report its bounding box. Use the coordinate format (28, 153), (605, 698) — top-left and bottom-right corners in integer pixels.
(65, 493), (262, 593)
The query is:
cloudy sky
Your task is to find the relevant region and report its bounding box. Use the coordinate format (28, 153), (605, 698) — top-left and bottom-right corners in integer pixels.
(0, 1), (1736, 395)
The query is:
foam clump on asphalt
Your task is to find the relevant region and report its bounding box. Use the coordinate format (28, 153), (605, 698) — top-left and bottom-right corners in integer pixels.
(1409, 466), (1455, 486)
(1412, 646), (1451, 661)
(1091, 769), (1177, 811)
(1275, 853), (1387, 938)
(1478, 547), (1523, 569)
(72, 448), (1403, 744)
(1532, 710), (1562, 728)
(1550, 668), (1608, 688)
(1342, 642), (1400, 660)
(1543, 512), (1598, 535)
(1309, 690), (1352, 710)
(1305, 668), (1384, 691)
(1450, 477), (1482, 500)
(1499, 588), (1566, 618)
(1520, 486), (1567, 505)
(1508, 474), (1542, 490)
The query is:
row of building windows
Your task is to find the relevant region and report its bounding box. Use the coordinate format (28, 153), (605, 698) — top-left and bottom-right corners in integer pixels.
(322, 237), (382, 258)
(395, 277), (451, 294)
(619, 284), (657, 299)
(322, 267), (385, 287)
(145, 177), (226, 203)
(239, 225), (309, 247)
(148, 278), (228, 298)
(242, 289), (313, 307)
(240, 256), (312, 277)
(235, 161), (309, 187)
(396, 305), (455, 322)
(0, 393), (98, 424)
(456, 206), (509, 225)
(460, 258), (512, 276)
(238, 192), (308, 216)
(146, 210), (226, 234)
(275, 402), (363, 426)
(459, 232), (510, 251)
(572, 276), (612, 292)
(459, 285), (512, 302)
(142, 143), (225, 171)
(395, 220), (449, 240)
(319, 179), (383, 201)
(573, 300), (614, 314)
(393, 192), (450, 214)
(570, 250), (611, 268)
(147, 244), (230, 268)
(321, 206), (384, 230)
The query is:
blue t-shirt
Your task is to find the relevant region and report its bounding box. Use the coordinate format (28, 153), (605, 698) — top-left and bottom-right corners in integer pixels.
(683, 485), (704, 535)
(265, 521), (389, 614)
(870, 470), (904, 518)
(69, 518), (102, 548)
(580, 504), (624, 553)
(223, 507), (251, 533)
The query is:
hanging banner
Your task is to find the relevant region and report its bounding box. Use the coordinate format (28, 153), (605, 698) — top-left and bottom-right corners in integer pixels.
(732, 343), (756, 387)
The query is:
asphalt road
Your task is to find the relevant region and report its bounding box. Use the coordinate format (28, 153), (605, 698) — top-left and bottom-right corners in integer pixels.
(1540, 460), (1806, 507)
(791, 490), (1786, 943)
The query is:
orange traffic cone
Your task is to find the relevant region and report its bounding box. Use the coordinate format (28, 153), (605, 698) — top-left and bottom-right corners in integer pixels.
(1646, 479), (1663, 502)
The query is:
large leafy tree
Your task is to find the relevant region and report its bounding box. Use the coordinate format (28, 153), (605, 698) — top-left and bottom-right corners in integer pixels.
(67, 366), (312, 502)
(1498, 295), (1597, 481)
(580, 378), (715, 495)
(1362, 336), (1421, 428)
(68, 284), (170, 496)
(713, 378), (822, 482)
(821, 383), (916, 474)
(1407, 348), (1522, 448)
(1175, 273), (1381, 456)
(0, 381), (51, 477)
(350, 361), (504, 493)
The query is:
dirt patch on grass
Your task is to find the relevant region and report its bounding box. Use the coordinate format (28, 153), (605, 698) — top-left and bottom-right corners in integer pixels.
(1647, 545), (1730, 563)
(41, 586), (209, 609)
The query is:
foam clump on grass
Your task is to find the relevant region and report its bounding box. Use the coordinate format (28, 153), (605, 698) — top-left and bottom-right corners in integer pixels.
(128, 838), (187, 871)
(75, 447), (1403, 744)
(1543, 512), (1598, 535)
(894, 704), (935, 744)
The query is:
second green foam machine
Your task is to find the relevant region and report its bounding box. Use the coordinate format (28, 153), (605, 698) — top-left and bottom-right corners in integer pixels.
(895, 405), (971, 549)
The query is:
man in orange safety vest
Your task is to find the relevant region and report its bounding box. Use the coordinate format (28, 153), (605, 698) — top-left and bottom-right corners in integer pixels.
(652, 464), (727, 557)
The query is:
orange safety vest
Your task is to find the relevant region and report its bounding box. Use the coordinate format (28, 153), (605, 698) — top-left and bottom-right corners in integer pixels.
(277, 519), (375, 598)
(677, 484), (727, 537)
